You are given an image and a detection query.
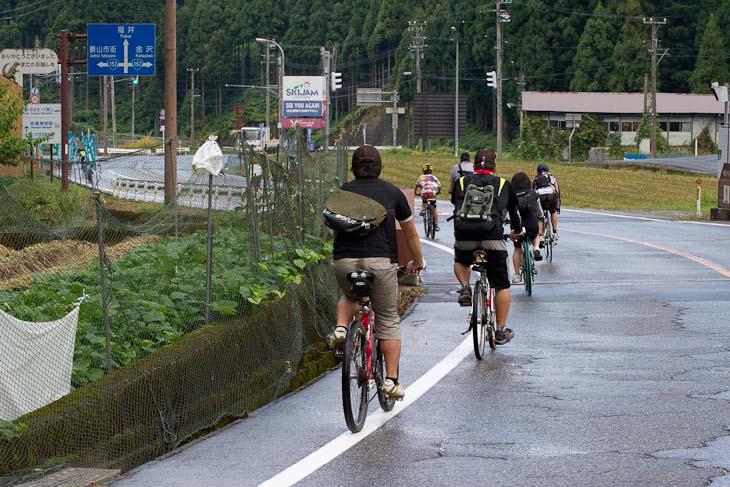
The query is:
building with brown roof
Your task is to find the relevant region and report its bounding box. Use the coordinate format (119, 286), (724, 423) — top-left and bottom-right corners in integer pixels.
(521, 91), (724, 148)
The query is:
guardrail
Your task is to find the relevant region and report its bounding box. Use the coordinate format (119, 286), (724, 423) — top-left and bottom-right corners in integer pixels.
(111, 177), (246, 210)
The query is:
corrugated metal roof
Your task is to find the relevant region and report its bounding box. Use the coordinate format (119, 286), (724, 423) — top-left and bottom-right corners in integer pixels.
(522, 91), (724, 115)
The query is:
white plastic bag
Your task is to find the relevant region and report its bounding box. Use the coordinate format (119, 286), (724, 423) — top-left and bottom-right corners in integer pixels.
(192, 135), (223, 176)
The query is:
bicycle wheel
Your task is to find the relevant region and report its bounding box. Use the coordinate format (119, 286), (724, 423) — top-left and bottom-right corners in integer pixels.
(544, 215), (553, 263)
(485, 287), (497, 350)
(375, 342), (395, 412)
(342, 321), (368, 432)
(428, 203), (436, 240)
(472, 280), (487, 359)
(522, 241), (533, 296)
(422, 205), (429, 236)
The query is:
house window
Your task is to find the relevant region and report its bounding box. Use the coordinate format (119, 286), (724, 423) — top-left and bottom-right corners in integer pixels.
(548, 120), (565, 129)
(609, 121), (620, 132)
(669, 121), (682, 132)
(622, 121), (640, 132)
(659, 122), (668, 131)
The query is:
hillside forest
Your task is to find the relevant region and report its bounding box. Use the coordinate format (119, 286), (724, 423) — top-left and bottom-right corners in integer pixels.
(2, 0), (730, 144)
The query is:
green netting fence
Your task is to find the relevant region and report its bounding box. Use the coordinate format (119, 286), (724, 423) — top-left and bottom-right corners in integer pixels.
(0, 128), (355, 484)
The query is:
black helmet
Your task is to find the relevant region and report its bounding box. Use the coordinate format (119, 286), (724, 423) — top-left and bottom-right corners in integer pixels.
(537, 163), (549, 173)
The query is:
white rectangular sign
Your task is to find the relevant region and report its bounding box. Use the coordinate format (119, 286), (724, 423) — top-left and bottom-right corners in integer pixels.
(282, 76), (326, 117)
(22, 103), (62, 145)
(0, 48), (58, 76)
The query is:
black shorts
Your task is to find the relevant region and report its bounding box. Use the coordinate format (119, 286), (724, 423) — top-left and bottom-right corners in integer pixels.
(539, 193), (558, 212)
(514, 212), (539, 248)
(454, 248), (510, 290)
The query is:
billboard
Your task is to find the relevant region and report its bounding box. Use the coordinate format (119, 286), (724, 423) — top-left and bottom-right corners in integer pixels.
(282, 76), (326, 118)
(413, 93), (466, 139)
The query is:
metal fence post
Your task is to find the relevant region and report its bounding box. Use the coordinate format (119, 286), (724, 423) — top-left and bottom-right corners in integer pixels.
(94, 192), (113, 373)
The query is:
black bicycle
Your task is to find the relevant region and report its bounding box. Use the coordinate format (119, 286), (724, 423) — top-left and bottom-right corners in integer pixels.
(422, 200), (437, 239)
(464, 250), (497, 358)
(340, 271), (396, 433)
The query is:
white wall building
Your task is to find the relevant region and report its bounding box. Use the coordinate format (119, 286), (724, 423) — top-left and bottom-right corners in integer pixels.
(521, 91), (725, 147)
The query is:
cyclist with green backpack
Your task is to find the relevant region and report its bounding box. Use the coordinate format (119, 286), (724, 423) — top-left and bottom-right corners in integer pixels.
(451, 149), (522, 345)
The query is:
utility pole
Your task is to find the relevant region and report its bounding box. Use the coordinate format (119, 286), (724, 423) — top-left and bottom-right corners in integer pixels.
(644, 17), (668, 159)
(321, 47), (331, 152)
(188, 67), (199, 145)
(59, 30), (87, 191)
(102, 75), (108, 154)
(110, 75), (117, 148)
(452, 26), (460, 157)
(409, 20), (426, 150)
(164, 0), (178, 204)
(264, 47), (270, 141)
(131, 76), (137, 141)
(496, 0), (512, 159)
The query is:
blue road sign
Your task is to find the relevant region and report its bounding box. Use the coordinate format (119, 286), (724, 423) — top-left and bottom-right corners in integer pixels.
(87, 24), (156, 76)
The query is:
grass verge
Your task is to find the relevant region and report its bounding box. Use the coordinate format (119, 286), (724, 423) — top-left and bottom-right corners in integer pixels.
(379, 150), (718, 218)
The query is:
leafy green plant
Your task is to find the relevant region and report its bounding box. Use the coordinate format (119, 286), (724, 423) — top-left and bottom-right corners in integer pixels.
(695, 125), (717, 155)
(571, 115), (610, 161)
(518, 116), (567, 161)
(0, 227), (331, 387)
(0, 419), (27, 441)
(608, 133), (624, 160)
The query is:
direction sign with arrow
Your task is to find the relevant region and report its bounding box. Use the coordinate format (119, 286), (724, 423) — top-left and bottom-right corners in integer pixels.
(87, 24), (156, 76)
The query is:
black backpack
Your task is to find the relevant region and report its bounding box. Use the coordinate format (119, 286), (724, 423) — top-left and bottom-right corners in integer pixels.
(534, 172), (552, 190)
(322, 188), (387, 237)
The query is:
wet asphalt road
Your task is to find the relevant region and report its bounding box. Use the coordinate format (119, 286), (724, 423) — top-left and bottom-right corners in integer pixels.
(114, 206), (730, 487)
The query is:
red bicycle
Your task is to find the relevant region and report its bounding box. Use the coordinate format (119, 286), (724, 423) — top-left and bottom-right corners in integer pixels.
(339, 271), (396, 433)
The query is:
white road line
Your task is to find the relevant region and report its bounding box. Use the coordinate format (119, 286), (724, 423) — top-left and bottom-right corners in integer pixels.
(419, 238), (455, 255)
(258, 239), (463, 487)
(258, 338), (473, 487)
(564, 208), (730, 227)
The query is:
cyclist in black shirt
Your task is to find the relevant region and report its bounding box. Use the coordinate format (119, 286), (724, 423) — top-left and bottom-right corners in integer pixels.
(330, 145), (425, 399)
(452, 149), (521, 345)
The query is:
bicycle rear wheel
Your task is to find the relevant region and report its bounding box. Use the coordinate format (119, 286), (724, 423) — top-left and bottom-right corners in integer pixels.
(544, 216), (553, 263)
(375, 342), (395, 412)
(486, 287), (497, 350)
(422, 205), (429, 236)
(522, 241), (533, 296)
(472, 280), (487, 359)
(426, 204), (435, 239)
(342, 321), (368, 432)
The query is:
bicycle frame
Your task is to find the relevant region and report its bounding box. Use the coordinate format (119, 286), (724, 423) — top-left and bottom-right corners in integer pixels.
(353, 299), (376, 382)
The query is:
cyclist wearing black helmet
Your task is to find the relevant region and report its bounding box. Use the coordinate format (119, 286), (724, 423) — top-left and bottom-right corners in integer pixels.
(532, 163), (561, 242)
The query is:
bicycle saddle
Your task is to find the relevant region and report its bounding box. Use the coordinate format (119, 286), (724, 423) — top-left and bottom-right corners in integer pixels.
(347, 271), (375, 298)
(472, 250), (488, 263)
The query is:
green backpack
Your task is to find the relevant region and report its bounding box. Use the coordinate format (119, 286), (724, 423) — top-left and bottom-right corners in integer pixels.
(457, 178), (505, 221)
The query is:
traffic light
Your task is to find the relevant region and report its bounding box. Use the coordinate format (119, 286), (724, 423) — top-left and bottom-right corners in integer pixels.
(486, 71), (497, 88)
(132, 76), (139, 85)
(331, 71), (342, 92)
